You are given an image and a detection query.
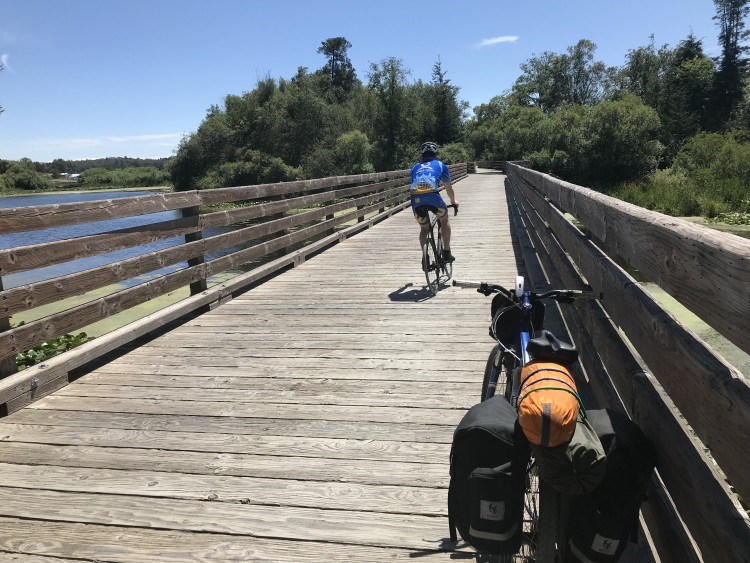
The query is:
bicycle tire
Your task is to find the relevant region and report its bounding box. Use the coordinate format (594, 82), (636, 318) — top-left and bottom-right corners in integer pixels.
(518, 459), (544, 561)
(436, 221), (452, 282)
(422, 239), (439, 296)
(481, 344), (503, 401)
(503, 353), (518, 403)
(481, 346), (517, 403)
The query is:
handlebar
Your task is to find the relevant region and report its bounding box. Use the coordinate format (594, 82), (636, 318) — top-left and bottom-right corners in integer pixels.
(453, 279), (598, 302)
(448, 203), (459, 216)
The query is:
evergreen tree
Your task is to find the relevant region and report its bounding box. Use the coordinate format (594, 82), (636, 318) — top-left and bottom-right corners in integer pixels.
(368, 57), (410, 169)
(430, 57), (464, 145)
(660, 34), (715, 161)
(623, 36), (665, 108)
(317, 37), (357, 102)
(712, 0), (750, 127)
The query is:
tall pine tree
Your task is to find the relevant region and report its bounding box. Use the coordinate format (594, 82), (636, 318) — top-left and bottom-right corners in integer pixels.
(712, 0), (750, 127)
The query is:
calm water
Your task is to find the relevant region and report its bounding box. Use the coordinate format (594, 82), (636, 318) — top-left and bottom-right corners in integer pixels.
(0, 191), (240, 289)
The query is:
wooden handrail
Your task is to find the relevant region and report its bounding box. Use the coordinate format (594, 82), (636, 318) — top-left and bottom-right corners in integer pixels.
(0, 163), (468, 386)
(0, 170), (412, 235)
(506, 162), (750, 563)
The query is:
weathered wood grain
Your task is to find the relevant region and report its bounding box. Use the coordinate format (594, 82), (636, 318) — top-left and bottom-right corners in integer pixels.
(508, 163), (750, 355)
(0, 517), (457, 561)
(0, 486), (454, 552)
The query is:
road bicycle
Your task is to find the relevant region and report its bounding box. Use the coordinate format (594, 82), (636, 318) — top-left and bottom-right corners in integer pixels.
(453, 276), (594, 561)
(421, 203), (458, 295)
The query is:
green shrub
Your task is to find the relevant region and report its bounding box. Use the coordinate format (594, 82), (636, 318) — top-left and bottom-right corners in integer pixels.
(198, 151), (301, 189)
(79, 166), (170, 188)
(611, 169), (700, 216)
(438, 142), (470, 165)
(16, 332), (93, 369)
(0, 159), (53, 191)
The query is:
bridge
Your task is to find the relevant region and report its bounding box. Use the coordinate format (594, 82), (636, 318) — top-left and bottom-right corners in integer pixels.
(0, 166), (748, 561)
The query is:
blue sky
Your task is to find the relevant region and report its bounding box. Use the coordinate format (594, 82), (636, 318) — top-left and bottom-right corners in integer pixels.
(1, 0), (720, 162)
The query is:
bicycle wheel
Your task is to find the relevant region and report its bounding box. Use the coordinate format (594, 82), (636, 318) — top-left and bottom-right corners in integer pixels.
(503, 353), (519, 403)
(518, 459), (543, 561)
(436, 221), (452, 282)
(481, 345), (502, 401)
(422, 238), (439, 296)
(481, 345), (518, 401)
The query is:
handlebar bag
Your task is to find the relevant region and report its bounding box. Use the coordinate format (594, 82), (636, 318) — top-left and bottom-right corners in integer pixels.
(448, 395), (530, 555)
(489, 296), (545, 343)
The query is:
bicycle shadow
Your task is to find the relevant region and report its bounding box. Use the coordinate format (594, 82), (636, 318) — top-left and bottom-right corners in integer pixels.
(388, 282), (441, 302)
(407, 537), (477, 559)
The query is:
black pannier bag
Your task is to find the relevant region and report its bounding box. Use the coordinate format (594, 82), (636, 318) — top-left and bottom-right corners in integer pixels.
(564, 409), (657, 562)
(448, 394), (530, 555)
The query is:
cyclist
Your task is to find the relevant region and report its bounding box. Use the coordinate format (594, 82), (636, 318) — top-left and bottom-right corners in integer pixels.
(410, 141), (459, 263)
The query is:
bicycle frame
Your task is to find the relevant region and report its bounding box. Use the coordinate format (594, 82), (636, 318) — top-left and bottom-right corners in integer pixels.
(509, 289), (535, 405)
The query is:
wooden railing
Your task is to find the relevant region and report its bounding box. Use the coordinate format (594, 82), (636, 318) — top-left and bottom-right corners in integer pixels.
(0, 164), (468, 411)
(506, 162), (750, 563)
(476, 160), (506, 171)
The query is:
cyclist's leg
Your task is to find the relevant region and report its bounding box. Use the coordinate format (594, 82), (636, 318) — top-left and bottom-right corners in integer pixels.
(419, 222), (430, 248)
(411, 198), (432, 248)
(418, 193), (452, 261)
(439, 213), (452, 250)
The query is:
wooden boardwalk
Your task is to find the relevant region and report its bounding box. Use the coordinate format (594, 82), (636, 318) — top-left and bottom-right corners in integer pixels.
(0, 170), (521, 561)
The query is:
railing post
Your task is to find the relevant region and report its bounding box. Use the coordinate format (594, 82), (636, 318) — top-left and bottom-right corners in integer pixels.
(0, 277), (18, 378)
(181, 206), (208, 295)
(272, 194), (290, 258)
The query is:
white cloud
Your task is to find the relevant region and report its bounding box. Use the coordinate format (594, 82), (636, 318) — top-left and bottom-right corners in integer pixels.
(1, 53), (12, 72)
(477, 36), (519, 47)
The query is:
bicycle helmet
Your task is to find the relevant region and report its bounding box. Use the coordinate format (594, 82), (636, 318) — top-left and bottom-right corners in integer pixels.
(419, 141), (439, 155)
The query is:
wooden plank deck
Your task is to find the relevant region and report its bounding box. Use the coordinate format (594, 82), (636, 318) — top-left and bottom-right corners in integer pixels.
(0, 170), (520, 562)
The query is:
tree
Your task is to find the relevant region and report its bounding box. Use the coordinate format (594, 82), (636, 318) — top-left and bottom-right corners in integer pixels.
(170, 112), (234, 190)
(317, 37), (357, 101)
(712, 0), (750, 126)
(0, 159), (53, 191)
(660, 35), (715, 159)
(368, 57), (410, 169)
(582, 94), (662, 185)
(430, 57), (464, 145)
(568, 40), (611, 106)
(513, 50), (572, 111)
(622, 36), (669, 108)
(512, 40), (613, 112)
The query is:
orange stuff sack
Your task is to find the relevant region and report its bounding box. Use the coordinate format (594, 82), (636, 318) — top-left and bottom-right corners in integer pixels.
(516, 361), (581, 447)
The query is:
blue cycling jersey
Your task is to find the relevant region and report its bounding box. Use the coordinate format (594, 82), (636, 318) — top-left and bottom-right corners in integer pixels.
(411, 159), (451, 195)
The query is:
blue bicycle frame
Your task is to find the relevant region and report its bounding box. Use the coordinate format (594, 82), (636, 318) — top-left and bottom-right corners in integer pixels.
(511, 291), (534, 406)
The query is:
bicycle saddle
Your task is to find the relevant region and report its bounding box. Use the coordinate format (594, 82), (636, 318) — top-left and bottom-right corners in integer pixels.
(526, 329), (579, 365)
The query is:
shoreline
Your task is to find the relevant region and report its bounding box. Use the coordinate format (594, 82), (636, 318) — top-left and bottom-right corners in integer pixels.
(0, 185), (173, 198)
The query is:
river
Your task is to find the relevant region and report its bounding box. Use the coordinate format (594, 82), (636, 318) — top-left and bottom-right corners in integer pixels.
(0, 190), (244, 290)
